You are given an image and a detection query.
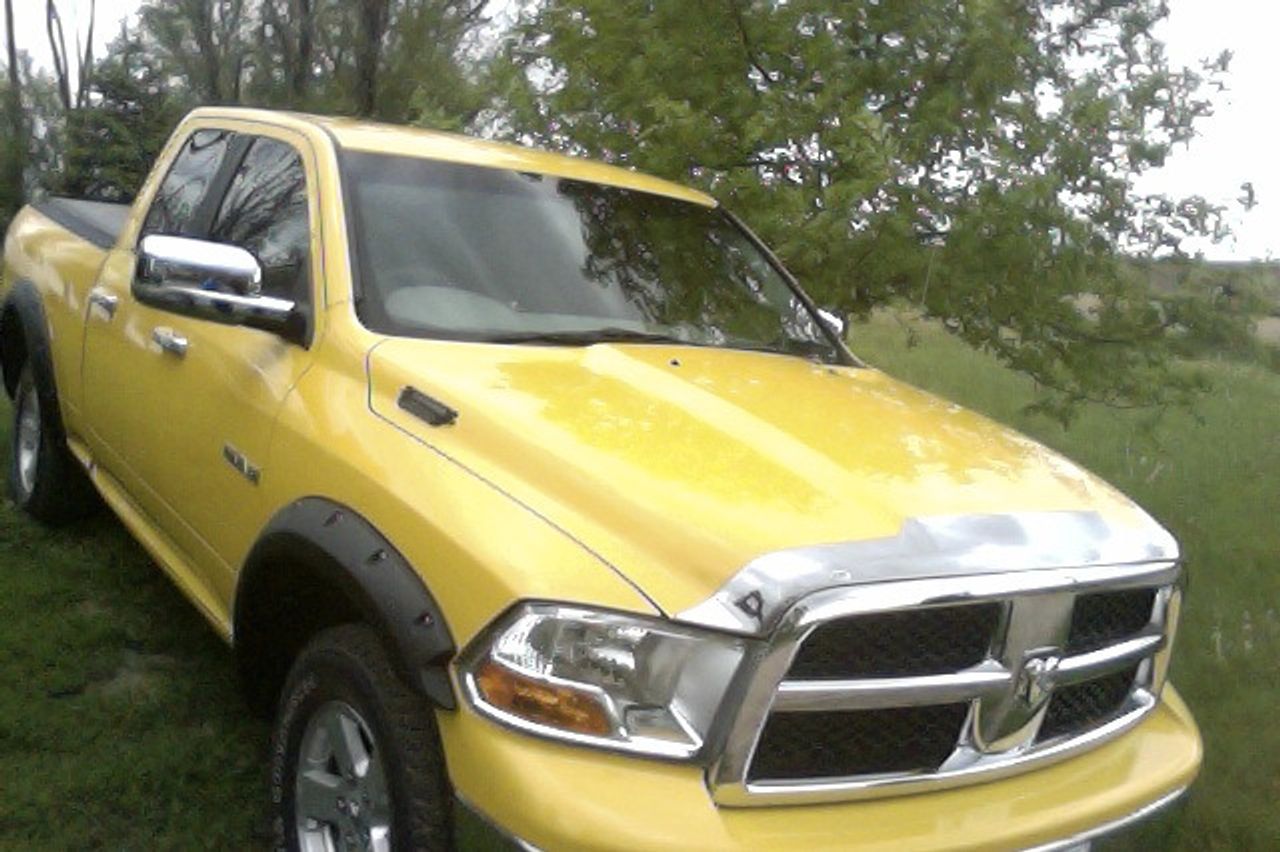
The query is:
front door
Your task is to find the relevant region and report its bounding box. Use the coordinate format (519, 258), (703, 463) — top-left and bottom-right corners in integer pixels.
(82, 125), (321, 625)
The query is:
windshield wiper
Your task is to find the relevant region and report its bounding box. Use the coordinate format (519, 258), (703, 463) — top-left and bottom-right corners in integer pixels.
(482, 327), (694, 346)
(481, 326), (836, 362)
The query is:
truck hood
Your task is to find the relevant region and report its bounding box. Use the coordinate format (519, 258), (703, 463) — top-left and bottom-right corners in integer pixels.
(368, 339), (1172, 616)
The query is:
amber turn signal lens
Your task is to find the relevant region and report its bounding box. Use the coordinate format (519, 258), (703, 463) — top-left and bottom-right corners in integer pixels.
(475, 658), (613, 736)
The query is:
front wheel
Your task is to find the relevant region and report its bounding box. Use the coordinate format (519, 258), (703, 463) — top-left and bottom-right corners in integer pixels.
(271, 624), (453, 851)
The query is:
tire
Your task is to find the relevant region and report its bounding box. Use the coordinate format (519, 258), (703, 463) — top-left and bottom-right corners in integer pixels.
(271, 624), (453, 851)
(8, 363), (97, 523)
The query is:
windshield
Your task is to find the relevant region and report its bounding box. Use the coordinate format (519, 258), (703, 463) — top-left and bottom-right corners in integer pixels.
(343, 151), (843, 361)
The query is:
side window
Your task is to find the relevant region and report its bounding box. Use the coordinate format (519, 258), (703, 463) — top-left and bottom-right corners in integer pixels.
(210, 137), (311, 303)
(141, 129), (233, 237)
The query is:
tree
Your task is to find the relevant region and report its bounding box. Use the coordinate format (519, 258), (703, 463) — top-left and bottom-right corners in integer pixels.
(355, 0), (390, 116)
(141, 0), (251, 103)
(58, 27), (188, 200)
(1, 0), (24, 221)
(500, 0), (1250, 418)
(44, 0), (95, 113)
(258, 0), (316, 101)
(233, 0), (490, 124)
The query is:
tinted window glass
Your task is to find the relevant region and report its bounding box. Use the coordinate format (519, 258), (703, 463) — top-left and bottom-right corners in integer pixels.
(142, 130), (233, 237)
(210, 138), (311, 302)
(344, 153), (837, 361)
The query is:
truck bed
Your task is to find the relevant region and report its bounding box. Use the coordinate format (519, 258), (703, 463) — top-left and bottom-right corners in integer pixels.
(32, 197), (130, 249)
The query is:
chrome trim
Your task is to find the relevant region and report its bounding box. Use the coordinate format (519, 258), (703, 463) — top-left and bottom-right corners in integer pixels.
(771, 628), (1163, 715)
(138, 233), (262, 294)
(1055, 632), (1164, 686)
(151, 327), (189, 357)
(722, 691), (1159, 806)
(677, 510), (1179, 636)
(134, 234), (299, 337)
(1024, 785), (1187, 851)
(773, 663), (1010, 712)
(138, 282), (296, 328)
(708, 560), (1181, 806)
(222, 443), (261, 485)
(87, 287), (119, 318)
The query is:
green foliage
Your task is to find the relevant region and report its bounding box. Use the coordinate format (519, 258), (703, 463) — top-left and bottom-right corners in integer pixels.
(0, 0), (1265, 417)
(0, 77), (24, 221)
(499, 0), (1254, 418)
(57, 32), (191, 201)
(0, 0), (493, 204)
(242, 0), (489, 122)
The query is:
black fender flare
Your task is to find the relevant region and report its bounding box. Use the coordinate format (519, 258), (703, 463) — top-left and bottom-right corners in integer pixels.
(236, 497), (457, 709)
(0, 280), (62, 417)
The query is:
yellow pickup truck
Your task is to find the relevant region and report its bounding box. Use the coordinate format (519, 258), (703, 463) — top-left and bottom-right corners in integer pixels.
(1, 107), (1199, 851)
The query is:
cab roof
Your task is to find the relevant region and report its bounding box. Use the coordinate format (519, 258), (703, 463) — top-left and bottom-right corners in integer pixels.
(268, 110), (716, 208)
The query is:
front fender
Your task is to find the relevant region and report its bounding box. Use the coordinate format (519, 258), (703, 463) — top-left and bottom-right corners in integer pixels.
(236, 496), (457, 708)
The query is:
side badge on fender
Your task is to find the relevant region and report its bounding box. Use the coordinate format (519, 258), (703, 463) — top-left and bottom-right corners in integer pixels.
(223, 444), (261, 485)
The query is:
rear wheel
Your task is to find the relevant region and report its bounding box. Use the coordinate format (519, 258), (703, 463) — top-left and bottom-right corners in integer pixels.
(271, 624), (452, 851)
(8, 364), (97, 523)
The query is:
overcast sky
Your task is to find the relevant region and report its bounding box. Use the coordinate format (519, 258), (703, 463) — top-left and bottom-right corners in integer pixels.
(6, 0), (1277, 261)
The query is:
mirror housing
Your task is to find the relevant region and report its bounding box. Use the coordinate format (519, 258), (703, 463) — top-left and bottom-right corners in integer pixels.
(135, 234), (305, 343)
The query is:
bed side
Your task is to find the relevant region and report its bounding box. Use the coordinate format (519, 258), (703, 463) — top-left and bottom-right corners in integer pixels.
(1, 204), (116, 428)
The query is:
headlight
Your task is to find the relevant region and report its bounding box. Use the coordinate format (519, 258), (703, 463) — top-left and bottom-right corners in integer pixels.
(457, 603), (750, 759)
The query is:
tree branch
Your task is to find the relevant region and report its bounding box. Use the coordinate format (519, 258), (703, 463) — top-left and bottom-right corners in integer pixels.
(727, 0), (770, 94)
(75, 0), (95, 110)
(46, 0), (72, 111)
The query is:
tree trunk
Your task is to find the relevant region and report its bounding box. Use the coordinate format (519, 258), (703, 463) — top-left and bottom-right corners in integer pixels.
(4, 0), (24, 213)
(46, 0), (72, 111)
(290, 0), (314, 100)
(355, 0), (389, 117)
(186, 0), (222, 102)
(75, 0), (95, 109)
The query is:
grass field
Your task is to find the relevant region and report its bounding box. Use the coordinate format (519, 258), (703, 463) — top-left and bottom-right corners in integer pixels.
(0, 314), (1276, 848)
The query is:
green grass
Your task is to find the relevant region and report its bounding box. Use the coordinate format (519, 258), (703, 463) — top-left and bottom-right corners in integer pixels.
(0, 317), (1276, 848)
(0, 487), (267, 847)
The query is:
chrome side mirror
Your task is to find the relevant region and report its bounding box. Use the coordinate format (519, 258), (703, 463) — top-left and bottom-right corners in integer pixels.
(135, 234), (304, 343)
(139, 233), (262, 296)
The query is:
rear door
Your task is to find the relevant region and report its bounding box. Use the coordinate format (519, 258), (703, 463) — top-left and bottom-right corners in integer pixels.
(82, 125), (321, 625)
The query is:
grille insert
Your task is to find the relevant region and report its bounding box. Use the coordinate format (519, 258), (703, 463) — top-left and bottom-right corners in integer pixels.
(787, 603), (1001, 680)
(1038, 665), (1138, 741)
(1066, 588), (1156, 654)
(748, 704), (969, 781)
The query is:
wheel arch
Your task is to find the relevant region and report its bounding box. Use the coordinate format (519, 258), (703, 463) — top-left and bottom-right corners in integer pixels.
(1, 281), (56, 405)
(233, 496), (456, 716)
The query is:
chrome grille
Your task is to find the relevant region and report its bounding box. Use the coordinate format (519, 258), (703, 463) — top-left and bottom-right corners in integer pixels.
(710, 561), (1182, 805)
